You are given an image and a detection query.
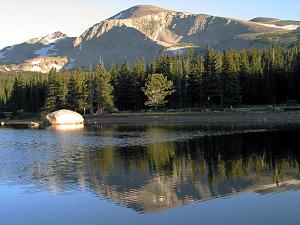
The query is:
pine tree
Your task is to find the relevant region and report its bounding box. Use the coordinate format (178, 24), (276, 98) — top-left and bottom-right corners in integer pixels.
(142, 73), (175, 110)
(189, 56), (204, 107)
(239, 50), (251, 104)
(203, 46), (221, 106)
(131, 59), (146, 109)
(94, 62), (114, 114)
(10, 77), (26, 113)
(67, 68), (89, 113)
(43, 68), (68, 114)
(222, 50), (241, 105)
(170, 58), (183, 108)
(249, 49), (263, 104)
(115, 62), (132, 110)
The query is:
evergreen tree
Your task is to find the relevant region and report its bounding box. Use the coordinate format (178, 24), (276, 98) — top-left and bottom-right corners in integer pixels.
(221, 50), (241, 105)
(142, 73), (175, 110)
(249, 49), (263, 104)
(115, 62), (130, 110)
(67, 68), (89, 113)
(239, 51), (251, 104)
(189, 56), (204, 107)
(131, 59), (146, 109)
(10, 77), (26, 113)
(43, 68), (68, 114)
(94, 62), (114, 114)
(203, 46), (221, 106)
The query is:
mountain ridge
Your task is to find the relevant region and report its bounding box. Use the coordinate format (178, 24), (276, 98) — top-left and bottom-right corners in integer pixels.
(0, 5), (299, 73)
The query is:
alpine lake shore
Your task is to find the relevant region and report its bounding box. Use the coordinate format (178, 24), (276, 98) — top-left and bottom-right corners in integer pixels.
(2, 105), (300, 129)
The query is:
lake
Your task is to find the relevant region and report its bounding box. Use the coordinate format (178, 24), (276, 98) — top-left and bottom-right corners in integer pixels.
(1, 124), (300, 225)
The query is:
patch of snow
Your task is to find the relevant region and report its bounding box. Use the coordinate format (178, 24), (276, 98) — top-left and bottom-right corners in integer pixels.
(42, 36), (64, 44)
(31, 66), (42, 72)
(282, 25), (300, 30)
(31, 60), (41, 65)
(40, 33), (67, 44)
(168, 46), (187, 55)
(34, 44), (57, 56)
(169, 46), (187, 51)
(113, 12), (124, 20)
(49, 64), (63, 71)
(257, 23), (300, 30)
(27, 32), (67, 45)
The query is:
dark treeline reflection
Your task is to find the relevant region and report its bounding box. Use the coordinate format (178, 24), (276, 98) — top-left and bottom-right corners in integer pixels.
(5, 125), (300, 212)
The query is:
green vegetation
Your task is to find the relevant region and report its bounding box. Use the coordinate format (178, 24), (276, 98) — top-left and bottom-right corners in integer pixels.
(94, 62), (114, 114)
(1, 44), (300, 116)
(142, 74), (175, 109)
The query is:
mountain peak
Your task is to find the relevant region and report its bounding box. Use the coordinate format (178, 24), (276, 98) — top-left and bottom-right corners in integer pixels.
(26, 31), (68, 45)
(40, 31), (68, 44)
(110, 5), (177, 20)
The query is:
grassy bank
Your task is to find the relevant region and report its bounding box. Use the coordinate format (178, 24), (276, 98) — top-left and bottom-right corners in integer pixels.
(2, 107), (300, 128)
(84, 110), (300, 126)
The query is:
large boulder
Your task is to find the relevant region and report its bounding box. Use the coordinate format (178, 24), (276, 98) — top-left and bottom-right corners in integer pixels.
(45, 109), (84, 125)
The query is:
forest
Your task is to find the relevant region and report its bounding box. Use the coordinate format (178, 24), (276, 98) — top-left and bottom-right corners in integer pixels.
(1, 45), (300, 116)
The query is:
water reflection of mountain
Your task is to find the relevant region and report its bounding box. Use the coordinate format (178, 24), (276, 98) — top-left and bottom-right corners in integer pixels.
(3, 125), (300, 212)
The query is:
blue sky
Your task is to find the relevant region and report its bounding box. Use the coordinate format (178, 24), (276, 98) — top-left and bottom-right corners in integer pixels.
(0, 0), (299, 49)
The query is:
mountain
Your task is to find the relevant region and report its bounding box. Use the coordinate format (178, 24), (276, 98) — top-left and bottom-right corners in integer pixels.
(1, 5), (299, 73)
(0, 31), (74, 73)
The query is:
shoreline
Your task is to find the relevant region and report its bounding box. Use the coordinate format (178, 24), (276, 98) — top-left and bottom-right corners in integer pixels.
(84, 111), (300, 126)
(2, 111), (300, 128)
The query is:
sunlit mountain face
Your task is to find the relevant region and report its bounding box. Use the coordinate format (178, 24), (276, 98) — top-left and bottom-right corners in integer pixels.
(1, 5), (299, 72)
(1, 124), (300, 213)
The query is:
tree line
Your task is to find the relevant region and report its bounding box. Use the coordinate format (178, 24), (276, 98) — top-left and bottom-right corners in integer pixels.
(1, 45), (300, 115)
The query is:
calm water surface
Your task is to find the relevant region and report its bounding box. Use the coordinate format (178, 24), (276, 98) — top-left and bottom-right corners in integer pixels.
(0, 124), (300, 225)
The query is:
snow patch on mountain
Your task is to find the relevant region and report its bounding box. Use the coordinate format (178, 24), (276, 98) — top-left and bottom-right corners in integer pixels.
(31, 59), (41, 65)
(31, 66), (42, 72)
(39, 32), (68, 44)
(257, 23), (300, 30)
(26, 32), (68, 45)
(50, 64), (63, 71)
(113, 12), (124, 20)
(226, 20), (232, 25)
(167, 46), (188, 55)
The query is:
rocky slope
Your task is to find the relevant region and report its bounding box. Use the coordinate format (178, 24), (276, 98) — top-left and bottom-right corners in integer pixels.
(0, 5), (299, 72)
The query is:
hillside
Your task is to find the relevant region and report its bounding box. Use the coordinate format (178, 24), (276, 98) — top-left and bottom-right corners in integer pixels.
(0, 5), (299, 72)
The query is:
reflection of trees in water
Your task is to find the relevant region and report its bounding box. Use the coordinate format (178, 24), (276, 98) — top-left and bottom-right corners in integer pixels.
(31, 126), (300, 212)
